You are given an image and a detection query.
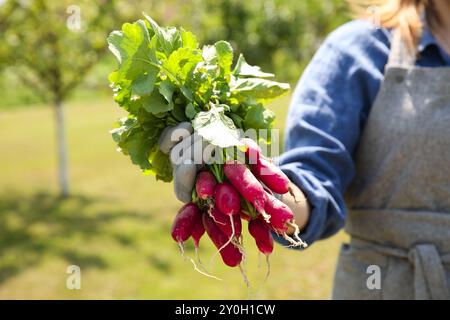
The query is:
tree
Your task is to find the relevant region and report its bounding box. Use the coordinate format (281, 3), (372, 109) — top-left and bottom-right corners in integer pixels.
(0, 0), (140, 197)
(196, 0), (350, 82)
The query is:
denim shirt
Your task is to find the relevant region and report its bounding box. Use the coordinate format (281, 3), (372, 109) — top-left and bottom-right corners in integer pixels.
(276, 19), (450, 247)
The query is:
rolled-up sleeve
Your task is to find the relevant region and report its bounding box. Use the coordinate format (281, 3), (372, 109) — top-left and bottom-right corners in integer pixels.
(274, 22), (388, 247)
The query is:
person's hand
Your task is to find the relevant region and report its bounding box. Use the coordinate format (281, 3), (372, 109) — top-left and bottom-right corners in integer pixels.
(159, 123), (311, 231)
(158, 122), (215, 203)
(280, 181), (310, 234)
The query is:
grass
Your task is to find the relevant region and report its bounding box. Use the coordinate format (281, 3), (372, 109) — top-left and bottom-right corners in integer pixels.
(0, 96), (347, 299)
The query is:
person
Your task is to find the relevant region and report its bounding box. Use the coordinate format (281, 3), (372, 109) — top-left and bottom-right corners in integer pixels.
(159, 0), (450, 299)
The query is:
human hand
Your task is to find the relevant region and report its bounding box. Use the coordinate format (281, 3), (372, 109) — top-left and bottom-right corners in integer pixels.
(158, 122), (214, 202)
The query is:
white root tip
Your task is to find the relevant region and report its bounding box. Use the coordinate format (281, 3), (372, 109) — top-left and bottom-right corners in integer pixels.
(264, 254), (271, 281)
(178, 242), (222, 281)
(239, 264), (250, 289)
(286, 220), (308, 248)
(187, 257), (223, 281)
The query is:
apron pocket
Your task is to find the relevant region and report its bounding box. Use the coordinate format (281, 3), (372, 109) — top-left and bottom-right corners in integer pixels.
(332, 242), (388, 300)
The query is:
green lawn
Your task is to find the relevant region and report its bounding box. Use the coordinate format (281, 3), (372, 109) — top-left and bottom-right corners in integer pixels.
(0, 97), (347, 299)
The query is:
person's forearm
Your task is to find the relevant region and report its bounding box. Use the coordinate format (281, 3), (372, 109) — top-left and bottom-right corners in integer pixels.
(280, 182), (311, 235)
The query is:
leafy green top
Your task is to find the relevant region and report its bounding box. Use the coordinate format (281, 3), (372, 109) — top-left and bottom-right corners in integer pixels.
(107, 15), (290, 182)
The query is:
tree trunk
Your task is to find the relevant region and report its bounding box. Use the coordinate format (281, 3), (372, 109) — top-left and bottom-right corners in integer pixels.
(55, 100), (69, 197)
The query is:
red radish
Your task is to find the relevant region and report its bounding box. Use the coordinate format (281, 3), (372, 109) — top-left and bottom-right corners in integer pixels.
(248, 219), (274, 255)
(263, 192), (294, 233)
(210, 207), (242, 238)
(191, 214), (205, 248)
(202, 214), (243, 267)
(240, 211), (252, 222)
(241, 137), (261, 165)
(171, 203), (201, 243)
(224, 161), (266, 215)
(196, 171), (217, 200)
(251, 157), (290, 194)
(214, 183), (241, 216)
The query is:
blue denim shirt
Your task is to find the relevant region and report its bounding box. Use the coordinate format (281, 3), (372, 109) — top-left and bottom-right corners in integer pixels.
(276, 19), (450, 247)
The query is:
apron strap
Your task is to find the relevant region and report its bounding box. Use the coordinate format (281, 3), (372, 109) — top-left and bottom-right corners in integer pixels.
(353, 238), (450, 300)
(409, 244), (450, 300)
(386, 29), (417, 69)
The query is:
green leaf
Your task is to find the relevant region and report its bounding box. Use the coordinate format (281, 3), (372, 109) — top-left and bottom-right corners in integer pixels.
(192, 106), (242, 148)
(110, 117), (157, 171)
(214, 40), (233, 77)
(146, 148), (173, 182)
(243, 104), (275, 131)
(233, 54), (274, 78)
(159, 79), (176, 103)
(184, 63), (217, 104)
(162, 47), (202, 82)
(131, 67), (158, 96)
(171, 103), (188, 122)
(231, 78), (290, 104)
(202, 45), (217, 63)
(144, 13), (181, 55)
(111, 117), (135, 143)
(229, 113), (244, 129)
(107, 20), (152, 81)
(141, 90), (173, 114)
(185, 102), (197, 119)
(181, 29), (198, 49)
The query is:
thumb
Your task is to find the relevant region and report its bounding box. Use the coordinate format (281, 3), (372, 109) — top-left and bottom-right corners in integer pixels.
(173, 162), (198, 203)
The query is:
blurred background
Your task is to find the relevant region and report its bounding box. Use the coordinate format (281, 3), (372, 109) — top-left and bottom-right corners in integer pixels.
(0, 0), (349, 299)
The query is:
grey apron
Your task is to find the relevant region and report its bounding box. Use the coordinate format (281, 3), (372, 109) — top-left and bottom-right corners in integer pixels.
(332, 29), (450, 300)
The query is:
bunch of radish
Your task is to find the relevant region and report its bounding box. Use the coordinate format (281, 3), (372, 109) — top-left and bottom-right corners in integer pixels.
(170, 138), (307, 276)
(108, 15), (300, 281)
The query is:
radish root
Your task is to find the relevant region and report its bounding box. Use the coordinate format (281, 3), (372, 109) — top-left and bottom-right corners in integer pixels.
(239, 264), (250, 289)
(264, 254), (271, 281)
(177, 242), (222, 281)
(287, 220), (308, 248)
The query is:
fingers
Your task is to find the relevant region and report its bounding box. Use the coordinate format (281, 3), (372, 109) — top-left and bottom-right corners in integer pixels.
(159, 122), (193, 154)
(281, 182), (310, 231)
(173, 162), (198, 203)
(158, 122), (214, 203)
(170, 132), (201, 166)
(170, 133), (216, 166)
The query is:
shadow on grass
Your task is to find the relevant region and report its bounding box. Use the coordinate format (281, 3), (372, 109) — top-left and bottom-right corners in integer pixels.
(0, 191), (153, 285)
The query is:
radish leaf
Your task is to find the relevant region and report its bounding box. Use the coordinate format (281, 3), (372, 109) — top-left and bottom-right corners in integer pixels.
(192, 107), (242, 148)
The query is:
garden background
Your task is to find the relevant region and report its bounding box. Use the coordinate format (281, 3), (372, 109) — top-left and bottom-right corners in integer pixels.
(0, 0), (350, 299)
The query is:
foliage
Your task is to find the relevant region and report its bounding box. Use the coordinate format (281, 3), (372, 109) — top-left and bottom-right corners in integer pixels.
(0, 0), (146, 103)
(190, 0), (350, 82)
(108, 15), (290, 181)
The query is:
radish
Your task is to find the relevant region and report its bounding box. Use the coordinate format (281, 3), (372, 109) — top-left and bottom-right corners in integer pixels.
(224, 161), (268, 220)
(202, 214), (243, 267)
(263, 192), (307, 248)
(191, 214), (205, 248)
(263, 192), (294, 233)
(195, 170), (217, 200)
(174, 209), (221, 281)
(214, 183), (241, 216)
(251, 157), (290, 194)
(210, 207), (242, 238)
(241, 137), (261, 165)
(248, 219), (273, 255)
(171, 203), (201, 243)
